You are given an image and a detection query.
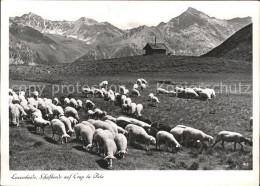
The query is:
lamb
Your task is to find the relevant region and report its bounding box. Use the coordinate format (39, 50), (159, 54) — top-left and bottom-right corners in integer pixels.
(125, 124), (156, 150)
(212, 131), (252, 151)
(51, 119), (70, 144)
(64, 106), (80, 121)
(103, 139), (117, 169)
(93, 108), (107, 120)
(157, 88), (169, 94)
(133, 84), (138, 89)
(181, 127), (213, 153)
(114, 133), (128, 159)
(59, 115), (74, 135)
(85, 100), (95, 111)
(132, 89), (141, 97)
(135, 104), (143, 116)
(156, 131), (181, 152)
(80, 126), (94, 151)
(33, 117), (51, 134)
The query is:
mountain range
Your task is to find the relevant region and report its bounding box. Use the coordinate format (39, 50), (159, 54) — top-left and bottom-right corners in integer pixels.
(9, 7), (252, 65)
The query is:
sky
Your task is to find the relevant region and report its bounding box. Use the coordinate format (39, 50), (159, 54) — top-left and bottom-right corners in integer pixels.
(7, 1), (256, 30)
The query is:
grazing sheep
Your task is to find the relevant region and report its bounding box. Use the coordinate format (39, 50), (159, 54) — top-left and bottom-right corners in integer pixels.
(127, 117), (151, 128)
(125, 98), (132, 107)
(53, 97), (60, 106)
(80, 126), (94, 151)
(59, 115), (74, 135)
(133, 84), (138, 89)
(204, 88), (216, 98)
(149, 95), (160, 107)
(104, 120), (118, 135)
(85, 100), (95, 111)
(198, 91), (211, 100)
(123, 89), (129, 96)
(18, 94), (25, 101)
(64, 98), (71, 106)
(74, 123), (93, 140)
(103, 139), (117, 169)
(20, 98), (28, 107)
(14, 104), (27, 120)
(181, 127), (213, 153)
(157, 88), (169, 94)
(31, 109), (42, 123)
(143, 126), (159, 138)
(70, 98), (78, 108)
(93, 129), (110, 154)
(10, 104), (20, 126)
(64, 107), (80, 121)
(51, 119), (70, 144)
(87, 110), (95, 119)
(121, 95), (127, 105)
(184, 88), (199, 99)
(81, 121), (96, 132)
(140, 83), (147, 90)
(119, 86), (126, 94)
(135, 104), (143, 116)
(117, 126), (127, 135)
(33, 117), (51, 134)
(88, 120), (115, 137)
(170, 125), (188, 142)
(132, 89), (141, 97)
(82, 88), (94, 97)
(125, 124), (156, 150)
(193, 88), (203, 95)
(212, 131), (252, 151)
(175, 87), (185, 98)
(156, 131), (181, 152)
(116, 116), (132, 129)
(77, 100), (83, 109)
(93, 108), (107, 120)
(94, 89), (104, 98)
(130, 103), (137, 116)
(68, 116), (78, 128)
(104, 115), (117, 122)
(114, 133), (128, 159)
(103, 130), (114, 140)
(140, 78), (148, 84)
(99, 81), (108, 88)
(53, 106), (64, 118)
(136, 79), (142, 85)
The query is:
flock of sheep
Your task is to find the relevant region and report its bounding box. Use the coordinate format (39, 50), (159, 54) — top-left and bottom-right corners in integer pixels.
(9, 78), (253, 169)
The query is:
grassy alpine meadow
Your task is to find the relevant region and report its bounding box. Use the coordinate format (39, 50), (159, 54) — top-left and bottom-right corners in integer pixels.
(9, 56), (253, 170)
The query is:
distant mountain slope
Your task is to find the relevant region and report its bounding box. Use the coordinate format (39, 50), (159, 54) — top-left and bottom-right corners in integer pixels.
(9, 21), (92, 65)
(203, 24), (252, 61)
(10, 8), (252, 64)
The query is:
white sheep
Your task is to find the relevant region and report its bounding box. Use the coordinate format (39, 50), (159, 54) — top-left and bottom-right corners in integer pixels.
(33, 117), (51, 134)
(68, 116), (78, 127)
(135, 104), (143, 116)
(93, 108), (107, 120)
(88, 119), (115, 137)
(123, 89), (129, 96)
(125, 124), (156, 150)
(77, 100), (83, 109)
(70, 98), (78, 108)
(121, 95), (127, 105)
(170, 125), (188, 142)
(10, 104), (20, 126)
(81, 126), (94, 151)
(59, 115), (74, 135)
(204, 88), (216, 98)
(127, 117), (150, 128)
(140, 78), (148, 84)
(64, 106), (80, 121)
(140, 83), (147, 90)
(64, 98), (71, 106)
(133, 84), (138, 89)
(136, 79), (142, 85)
(130, 103), (137, 116)
(182, 127), (213, 153)
(94, 89), (104, 98)
(53, 106), (64, 118)
(53, 97), (60, 105)
(116, 116), (132, 129)
(212, 131), (252, 151)
(125, 98), (132, 107)
(132, 89), (141, 97)
(104, 115), (117, 122)
(99, 81), (108, 88)
(156, 131), (181, 152)
(157, 88), (169, 94)
(149, 95), (160, 107)
(14, 104), (27, 120)
(87, 110), (95, 119)
(103, 139), (117, 168)
(104, 120), (118, 135)
(74, 123), (93, 140)
(51, 119), (70, 144)
(85, 100), (95, 111)
(31, 109), (42, 123)
(119, 86), (126, 94)
(93, 129), (110, 154)
(184, 88), (199, 99)
(82, 87), (94, 97)
(81, 121), (96, 132)
(114, 133), (128, 159)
